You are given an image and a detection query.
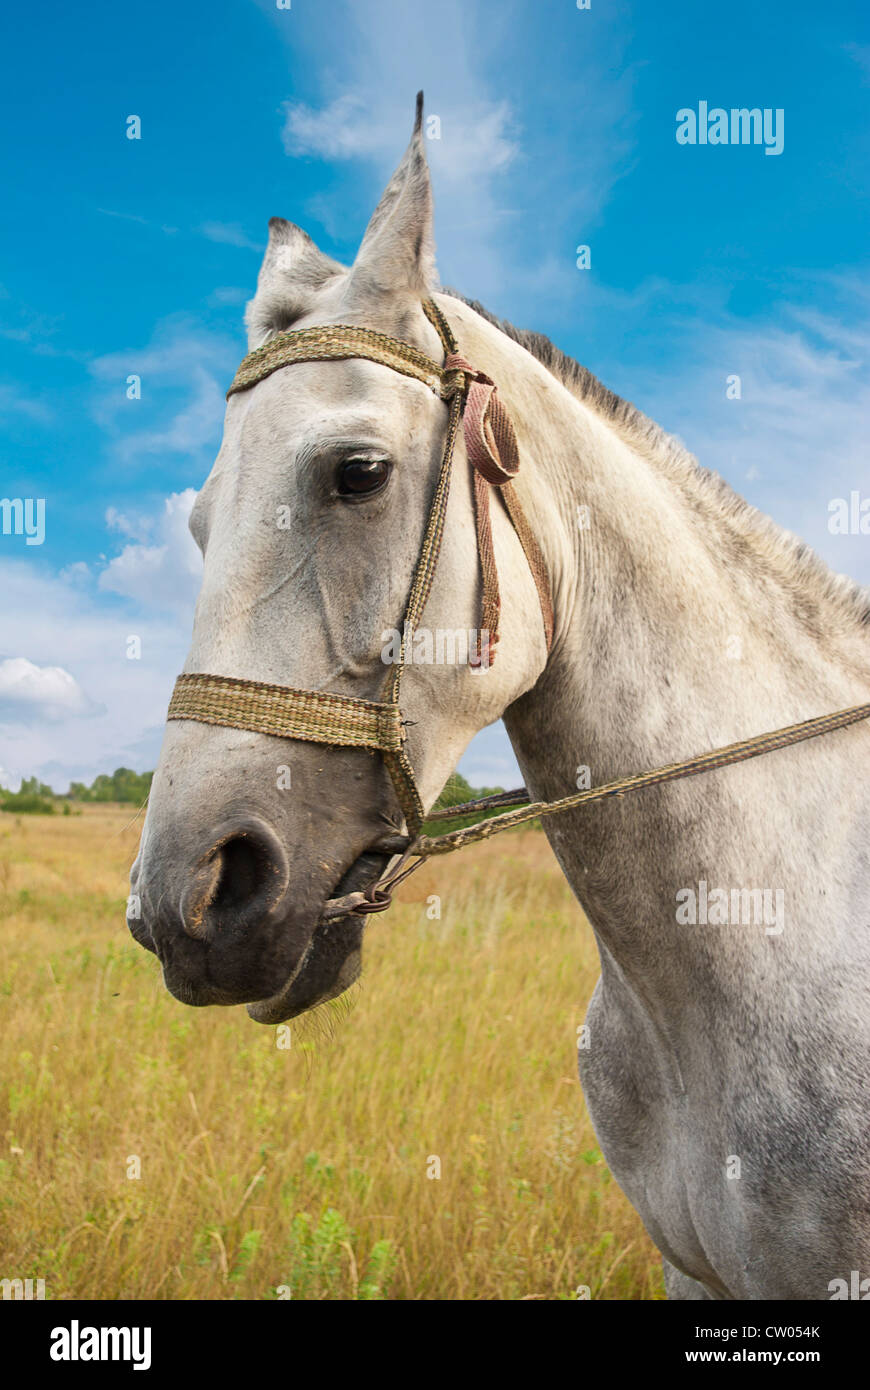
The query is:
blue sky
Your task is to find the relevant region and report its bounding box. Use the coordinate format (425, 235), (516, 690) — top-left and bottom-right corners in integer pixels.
(0, 0), (868, 789)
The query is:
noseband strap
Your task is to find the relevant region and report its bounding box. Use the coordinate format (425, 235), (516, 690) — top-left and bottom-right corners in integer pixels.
(167, 298), (554, 838)
(168, 674), (406, 751)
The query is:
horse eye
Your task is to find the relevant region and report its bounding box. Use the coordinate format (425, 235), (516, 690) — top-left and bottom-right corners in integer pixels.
(336, 457), (391, 497)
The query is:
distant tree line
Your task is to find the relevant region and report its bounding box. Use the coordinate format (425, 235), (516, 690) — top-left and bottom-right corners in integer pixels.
(67, 768), (153, 804)
(1, 767), (521, 825)
(0, 776), (59, 815)
(1, 768), (153, 814)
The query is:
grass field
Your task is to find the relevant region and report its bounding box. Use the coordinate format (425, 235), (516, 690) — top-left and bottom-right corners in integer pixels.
(0, 803), (662, 1300)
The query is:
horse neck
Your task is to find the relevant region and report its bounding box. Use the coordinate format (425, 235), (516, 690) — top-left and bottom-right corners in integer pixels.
(461, 305), (870, 985)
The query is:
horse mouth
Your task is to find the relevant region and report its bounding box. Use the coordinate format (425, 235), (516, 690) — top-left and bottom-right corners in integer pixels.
(244, 847), (389, 1024)
(128, 843), (390, 1019)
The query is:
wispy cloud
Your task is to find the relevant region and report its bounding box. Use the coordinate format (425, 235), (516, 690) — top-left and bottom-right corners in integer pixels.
(617, 272), (870, 585)
(207, 285), (249, 307)
(199, 221), (263, 253)
(0, 383), (53, 422)
(282, 94), (397, 161)
(113, 367), (226, 467)
(283, 91), (520, 181)
(844, 43), (870, 82)
(97, 207), (179, 235)
(0, 292), (82, 359)
(269, 0), (637, 315)
(105, 505), (153, 543)
(99, 489), (202, 613)
(89, 318), (236, 383)
(89, 317), (238, 467)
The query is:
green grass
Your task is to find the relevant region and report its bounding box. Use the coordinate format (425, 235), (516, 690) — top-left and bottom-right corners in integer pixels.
(0, 803), (663, 1300)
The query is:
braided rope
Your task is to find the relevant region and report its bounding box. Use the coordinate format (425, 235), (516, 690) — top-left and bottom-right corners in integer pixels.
(385, 391), (464, 683)
(168, 673), (405, 751)
(383, 747), (426, 837)
(415, 700), (870, 855)
(422, 297), (459, 355)
(227, 324), (444, 399)
(379, 389), (464, 833)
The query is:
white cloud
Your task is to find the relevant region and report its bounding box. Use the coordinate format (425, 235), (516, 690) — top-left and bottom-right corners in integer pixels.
(99, 489), (202, 612)
(620, 279), (870, 586)
(96, 207), (179, 236)
(90, 318), (236, 384)
(0, 486), (208, 788)
(58, 560), (92, 586)
(283, 92), (519, 182)
(117, 367), (226, 466)
(200, 221), (263, 253)
(282, 94), (393, 161)
(89, 318), (239, 467)
(0, 382), (53, 422)
(0, 657), (103, 724)
(105, 505), (152, 542)
(0, 554), (191, 790)
(207, 285), (249, 307)
(269, 0), (637, 315)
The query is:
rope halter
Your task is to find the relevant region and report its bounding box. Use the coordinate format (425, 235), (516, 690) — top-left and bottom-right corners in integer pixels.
(164, 295), (870, 924)
(166, 298), (554, 840)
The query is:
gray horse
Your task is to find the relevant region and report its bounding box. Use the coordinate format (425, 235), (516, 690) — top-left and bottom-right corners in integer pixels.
(130, 101), (870, 1300)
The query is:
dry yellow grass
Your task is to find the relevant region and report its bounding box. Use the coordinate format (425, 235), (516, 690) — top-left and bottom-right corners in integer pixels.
(0, 803), (662, 1300)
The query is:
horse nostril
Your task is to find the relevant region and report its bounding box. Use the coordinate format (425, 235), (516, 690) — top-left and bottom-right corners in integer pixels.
(180, 820), (290, 941)
(214, 836), (266, 911)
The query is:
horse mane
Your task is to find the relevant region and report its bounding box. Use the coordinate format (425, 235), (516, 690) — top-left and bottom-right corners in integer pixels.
(448, 291), (870, 635)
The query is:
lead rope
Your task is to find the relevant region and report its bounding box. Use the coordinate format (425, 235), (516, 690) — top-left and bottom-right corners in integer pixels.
(330, 697), (870, 920)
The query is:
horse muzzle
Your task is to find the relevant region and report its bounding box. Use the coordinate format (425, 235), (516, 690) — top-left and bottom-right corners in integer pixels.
(128, 810), (389, 1017)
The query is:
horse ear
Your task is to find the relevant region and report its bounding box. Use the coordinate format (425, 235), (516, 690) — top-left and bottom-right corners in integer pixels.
(245, 218), (345, 348)
(345, 92), (436, 309)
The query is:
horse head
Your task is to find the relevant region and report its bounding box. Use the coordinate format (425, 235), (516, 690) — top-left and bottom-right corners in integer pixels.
(129, 97), (551, 1022)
